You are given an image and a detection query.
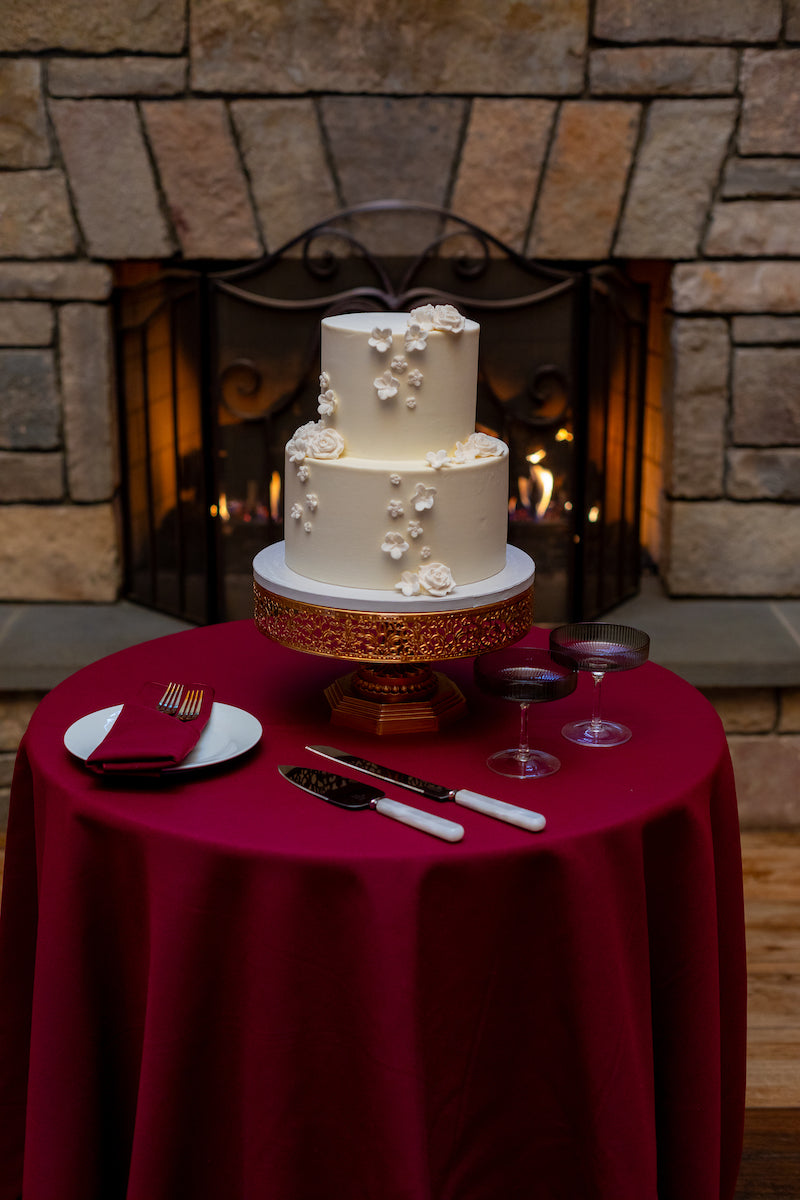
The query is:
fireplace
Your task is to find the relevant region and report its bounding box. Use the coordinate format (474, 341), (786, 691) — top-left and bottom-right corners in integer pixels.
(113, 204), (648, 626)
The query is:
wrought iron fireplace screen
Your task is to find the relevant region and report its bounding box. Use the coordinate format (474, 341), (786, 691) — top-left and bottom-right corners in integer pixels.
(114, 200), (648, 626)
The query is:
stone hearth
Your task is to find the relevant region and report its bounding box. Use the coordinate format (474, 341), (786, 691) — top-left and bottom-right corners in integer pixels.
(1, 0), (799, 822)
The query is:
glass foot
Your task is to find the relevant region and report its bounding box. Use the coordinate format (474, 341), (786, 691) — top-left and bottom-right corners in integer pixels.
(486, 747), (561, 779)
(561, 719), (631, 747)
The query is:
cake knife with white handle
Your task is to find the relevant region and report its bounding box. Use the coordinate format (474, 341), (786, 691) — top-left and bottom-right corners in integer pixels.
(279, 766), (464, 842)
(306, 746), (546, 832)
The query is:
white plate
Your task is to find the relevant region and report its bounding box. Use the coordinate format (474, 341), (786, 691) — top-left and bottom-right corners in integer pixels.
(64, 702), (263, 772)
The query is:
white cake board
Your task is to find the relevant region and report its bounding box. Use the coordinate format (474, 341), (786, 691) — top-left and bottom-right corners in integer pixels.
(252, 542), (535, 614)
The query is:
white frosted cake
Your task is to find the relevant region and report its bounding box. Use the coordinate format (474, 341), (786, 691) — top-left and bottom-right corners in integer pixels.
(282, 306), (510, 599)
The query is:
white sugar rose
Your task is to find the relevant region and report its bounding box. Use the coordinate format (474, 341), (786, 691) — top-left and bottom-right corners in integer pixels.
(418, 562), (455, 596)
(433, 304), (465, 333)
(304, 426), (345, 460)
(453, 432), (505, 462)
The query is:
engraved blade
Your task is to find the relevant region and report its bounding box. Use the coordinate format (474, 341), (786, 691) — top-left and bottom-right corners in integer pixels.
(306, 745), (451, 801)
(279, 764), (384, 810)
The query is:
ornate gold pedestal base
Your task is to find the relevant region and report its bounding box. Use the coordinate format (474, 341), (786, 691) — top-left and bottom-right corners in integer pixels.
(325, 667), (466, 735)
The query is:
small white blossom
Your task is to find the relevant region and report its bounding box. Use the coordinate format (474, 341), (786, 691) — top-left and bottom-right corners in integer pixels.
(407, 369), (424, 388)
(391, 356), (407, 374)
(404, 321), (429, 352)
(303, 522), (312, 533)
(381, 531), (409, 560)
(368, 327), (393, 352)
(290, 503), (303, 520)
(296, 465), (309, 482)
(395, 570), (421, 597)
(387, 499), (404, 519)
(317, 388), (337, 416)
(411, 483), (437, 511)
(389, 473), (402, 486)
(374, 370), (399, 400)
(408, 519), (423, 539)
(420, 545), (432, 560)
(405, 397), (417, 410)
(426, 449), (451, 470)
(305, 493), (318, 511)
(319, 371), (331, 390)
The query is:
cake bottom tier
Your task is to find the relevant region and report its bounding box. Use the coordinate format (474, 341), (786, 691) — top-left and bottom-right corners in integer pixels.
(284, 452), (509, 593)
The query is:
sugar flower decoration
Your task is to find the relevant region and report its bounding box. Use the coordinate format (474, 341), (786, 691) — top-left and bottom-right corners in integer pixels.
(405, 397), (417, 410)
(317, 388), (337, 417)
(426, 449), (451, 470)
(381, 531), (409, 560)
(286, 420), (319, 464)
(420, 546), (432, 560)
(407, 519), (423, 539)
(409, 304), (435, 329)
(369, 327), (393, 353)
(453, 431), (505, 461)
(432, 304), (465, 333)
(296, 465), (309, 482)
(404, 320), (429, 352)
(319, 371), (331, 390)
(395, 571), (421, 597)
(407, 369), (424, 388)
(387, 499), (404, 519)
(410, 303), (465, 334)
(391, 356), (407, 374)
(290, 503), (303, 520)
(305, 494), (318, 511)
(304, 425), (345, 460)
(374, 370), (399, 400)
(303, 522), (312, 533)
(411, 483), (436, 511)
(418, 561), (455, 595)
(389, 473), (402, 486)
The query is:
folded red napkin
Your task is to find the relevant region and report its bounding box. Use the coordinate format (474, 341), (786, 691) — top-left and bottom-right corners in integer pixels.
(86, 682), (214, 775)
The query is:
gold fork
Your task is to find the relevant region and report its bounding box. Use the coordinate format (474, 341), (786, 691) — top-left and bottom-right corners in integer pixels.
(177, 689), (204, 721)
(158, 682), (184, 713)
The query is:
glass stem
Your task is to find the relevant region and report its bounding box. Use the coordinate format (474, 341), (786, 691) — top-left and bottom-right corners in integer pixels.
(590, 671), (605, 731)
(518, 701), (531, 760)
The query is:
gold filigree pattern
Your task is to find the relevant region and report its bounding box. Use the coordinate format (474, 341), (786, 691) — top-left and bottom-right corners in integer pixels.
(253, 580), (534, 662)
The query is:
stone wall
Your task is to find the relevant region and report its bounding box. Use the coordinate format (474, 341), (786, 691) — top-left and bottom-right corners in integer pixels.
(1, 0), (799, 602)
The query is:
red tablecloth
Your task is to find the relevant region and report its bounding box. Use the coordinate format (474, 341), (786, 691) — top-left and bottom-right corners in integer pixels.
(0, 620), (746, 1200)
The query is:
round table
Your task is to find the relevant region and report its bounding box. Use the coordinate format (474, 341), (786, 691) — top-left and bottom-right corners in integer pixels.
(0, 621), (746, 1200)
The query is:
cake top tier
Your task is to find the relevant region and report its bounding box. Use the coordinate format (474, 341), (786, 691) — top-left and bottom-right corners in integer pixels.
(318, 306), (480, 462)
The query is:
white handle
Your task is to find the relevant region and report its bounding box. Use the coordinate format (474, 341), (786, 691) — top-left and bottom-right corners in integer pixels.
(454, 789), (546, 832)
(374, 797), (464, 842)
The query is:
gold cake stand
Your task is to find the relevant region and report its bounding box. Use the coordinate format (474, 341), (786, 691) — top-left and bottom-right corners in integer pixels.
(253, 543), (535, 735)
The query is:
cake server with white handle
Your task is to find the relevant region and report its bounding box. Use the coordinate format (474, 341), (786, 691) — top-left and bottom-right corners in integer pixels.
(279, 765), (464, 842)
(306, 746), (546, 832)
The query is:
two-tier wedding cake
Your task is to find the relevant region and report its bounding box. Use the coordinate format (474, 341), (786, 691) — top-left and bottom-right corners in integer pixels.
(282, 306), (509, 599)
